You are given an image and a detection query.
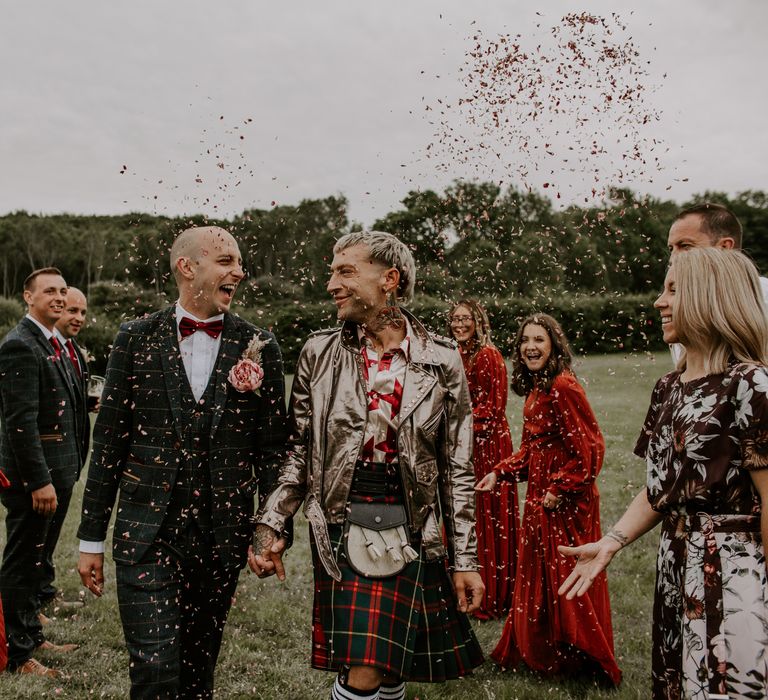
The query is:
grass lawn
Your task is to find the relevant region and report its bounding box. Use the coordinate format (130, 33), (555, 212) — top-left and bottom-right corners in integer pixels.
(0, 351), (671, 699)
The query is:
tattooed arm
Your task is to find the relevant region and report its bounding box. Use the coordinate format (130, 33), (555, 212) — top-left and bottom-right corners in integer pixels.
(557, 488), (663, 599)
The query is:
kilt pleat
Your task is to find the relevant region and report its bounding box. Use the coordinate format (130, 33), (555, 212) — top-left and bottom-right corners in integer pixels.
(310, 524), (484, 682)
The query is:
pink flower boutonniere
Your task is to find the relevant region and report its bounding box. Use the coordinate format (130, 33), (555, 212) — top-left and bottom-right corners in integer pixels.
(228, 334), (268, 394)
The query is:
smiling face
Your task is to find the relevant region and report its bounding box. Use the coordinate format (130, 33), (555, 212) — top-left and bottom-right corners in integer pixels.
(449, 304), (477, 346)
(654, 265), (678, 344)
(56, 287), (87, 339)
(24, 273), (68, 330)
(176, 227), (244, 318)
(326, 244), (393, 325)
(667, 214), (735, 256)
(519, 323), (552, 373)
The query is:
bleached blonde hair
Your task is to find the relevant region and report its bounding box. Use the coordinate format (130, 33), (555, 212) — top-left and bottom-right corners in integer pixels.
(673, 248), (768, 373)
(333, 231), (416, 302)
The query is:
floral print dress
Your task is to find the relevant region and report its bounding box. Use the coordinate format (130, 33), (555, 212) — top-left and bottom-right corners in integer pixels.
(634, 362), (768, 700)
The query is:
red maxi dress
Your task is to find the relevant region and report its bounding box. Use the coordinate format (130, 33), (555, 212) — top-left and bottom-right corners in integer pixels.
(490, 371), (621, 686)
(461, 345), (518, 620)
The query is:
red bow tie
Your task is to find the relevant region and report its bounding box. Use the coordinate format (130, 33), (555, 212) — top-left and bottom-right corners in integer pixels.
(179, 317), (224, 339)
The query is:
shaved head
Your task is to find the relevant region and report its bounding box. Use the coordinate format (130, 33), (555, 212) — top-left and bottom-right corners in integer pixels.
(65, 286), (87, 307)
(56, 286), (88, 339)
(170, 225), (244, 318)
(171, 226), (233, 281)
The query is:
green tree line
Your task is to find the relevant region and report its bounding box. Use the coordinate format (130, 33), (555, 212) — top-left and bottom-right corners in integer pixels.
(1, 184), (766, 370)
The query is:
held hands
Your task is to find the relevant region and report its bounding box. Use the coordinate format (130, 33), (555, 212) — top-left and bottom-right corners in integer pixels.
(248, 524), (287, 581)
(31, 483), (57, 516)
(474, 471), (497, 492)
(78, 552), (105, 597)
(452, 571), (485, 614)
(557, 536), (622, 600)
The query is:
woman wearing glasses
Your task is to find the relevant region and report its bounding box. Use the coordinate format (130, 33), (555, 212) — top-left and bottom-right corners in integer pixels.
(448, 300), (518, 620)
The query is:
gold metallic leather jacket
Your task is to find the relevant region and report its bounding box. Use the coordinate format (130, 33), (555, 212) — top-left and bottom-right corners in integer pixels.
(257, 310), (478, 581)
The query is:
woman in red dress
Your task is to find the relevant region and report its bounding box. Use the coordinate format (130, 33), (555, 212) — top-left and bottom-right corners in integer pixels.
(448, 300), (518, 620)
(476, 313), (620, 685)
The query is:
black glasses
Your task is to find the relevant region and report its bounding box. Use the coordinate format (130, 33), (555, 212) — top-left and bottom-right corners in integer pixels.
(450, 315), (473, 324)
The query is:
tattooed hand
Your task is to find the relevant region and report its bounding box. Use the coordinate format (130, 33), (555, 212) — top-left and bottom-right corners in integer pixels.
(248, 524), (287, 580)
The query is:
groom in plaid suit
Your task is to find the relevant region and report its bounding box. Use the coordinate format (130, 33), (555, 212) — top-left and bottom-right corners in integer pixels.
(77, 226), (286, 699)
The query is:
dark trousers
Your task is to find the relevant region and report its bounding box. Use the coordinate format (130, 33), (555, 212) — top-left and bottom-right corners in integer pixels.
(0, 486), (72, 669)
(116, 526), (240, 700)
(37, 487), (73, 605)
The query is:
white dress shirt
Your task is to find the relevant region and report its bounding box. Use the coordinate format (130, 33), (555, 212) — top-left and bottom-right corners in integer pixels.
(175, 303), (224, 402)
(80, 303), (224, 554)
(25, 314), (55, 341)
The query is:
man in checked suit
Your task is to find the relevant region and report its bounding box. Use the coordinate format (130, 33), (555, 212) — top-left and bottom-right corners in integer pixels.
(0, 267), (87, 678)
(77, 226), (287, 699)
(29, 286), (93, 614)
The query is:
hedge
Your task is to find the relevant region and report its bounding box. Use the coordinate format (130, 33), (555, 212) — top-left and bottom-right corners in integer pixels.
(241, 292), (665, 371)
(0, 292), (665, 375)
(0, 297), (24, 343)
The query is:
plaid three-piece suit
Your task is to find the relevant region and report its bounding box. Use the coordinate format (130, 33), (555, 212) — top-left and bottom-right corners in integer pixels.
(0, 317), (88, 669)
(77, 306), (286, 699)
(38, 336), (92, 606)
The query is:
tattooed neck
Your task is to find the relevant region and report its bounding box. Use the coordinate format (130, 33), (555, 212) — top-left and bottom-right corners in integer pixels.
(370, 305), (405, 331)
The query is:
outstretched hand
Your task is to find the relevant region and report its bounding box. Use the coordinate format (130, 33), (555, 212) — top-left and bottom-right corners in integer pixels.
(557, 538), (620, 600)
(248, 525), (287, 581)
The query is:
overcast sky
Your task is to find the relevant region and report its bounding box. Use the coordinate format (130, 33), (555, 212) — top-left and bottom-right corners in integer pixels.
(1, 0), (766, 226)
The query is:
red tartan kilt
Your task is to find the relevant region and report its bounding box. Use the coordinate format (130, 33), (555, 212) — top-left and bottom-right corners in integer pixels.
(310, 524), (484, 682)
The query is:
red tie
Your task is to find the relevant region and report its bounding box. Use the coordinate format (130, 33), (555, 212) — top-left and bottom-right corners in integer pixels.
(66, 340), (82, 377)
(49, 336), (62, 359)
(179, 317), (224, 340)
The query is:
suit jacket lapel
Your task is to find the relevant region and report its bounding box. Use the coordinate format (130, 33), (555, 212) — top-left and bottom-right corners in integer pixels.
(64, 341), (86, 402)
(21, 318), (78, 407)
(210, 314), (242, 441)
(158, 309), (186, 443)
(73, 341), (89, 390)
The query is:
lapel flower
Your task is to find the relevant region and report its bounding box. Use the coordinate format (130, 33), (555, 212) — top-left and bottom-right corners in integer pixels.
(228, 333), (268, 394)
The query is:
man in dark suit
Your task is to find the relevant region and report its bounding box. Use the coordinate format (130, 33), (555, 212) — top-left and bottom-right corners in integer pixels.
(0, 267), (87, 678)
(31, 286), (93, 612)
(77, 226), (287, 699)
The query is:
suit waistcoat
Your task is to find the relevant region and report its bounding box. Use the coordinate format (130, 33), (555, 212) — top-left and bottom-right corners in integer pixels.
(160, 371), (217, 536)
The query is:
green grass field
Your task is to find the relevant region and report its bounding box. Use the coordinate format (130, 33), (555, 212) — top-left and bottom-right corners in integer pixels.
(0, 352), (671, 699)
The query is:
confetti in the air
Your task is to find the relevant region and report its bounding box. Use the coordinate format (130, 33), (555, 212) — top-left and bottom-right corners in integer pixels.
(425, 12), (670, 203)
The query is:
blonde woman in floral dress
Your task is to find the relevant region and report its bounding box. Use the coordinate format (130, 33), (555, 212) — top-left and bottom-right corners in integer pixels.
(559, 247), (768, 700)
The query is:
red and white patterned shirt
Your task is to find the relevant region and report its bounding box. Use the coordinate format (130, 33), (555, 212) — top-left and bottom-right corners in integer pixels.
(359, 324), (411, 464)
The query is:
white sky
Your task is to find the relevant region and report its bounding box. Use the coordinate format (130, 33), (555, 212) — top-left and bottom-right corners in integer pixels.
(1, 0), (766, 226)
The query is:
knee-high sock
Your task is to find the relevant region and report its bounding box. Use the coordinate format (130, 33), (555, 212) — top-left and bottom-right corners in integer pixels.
(379, 681), (406, 700)
(331, 674), (380, 700)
